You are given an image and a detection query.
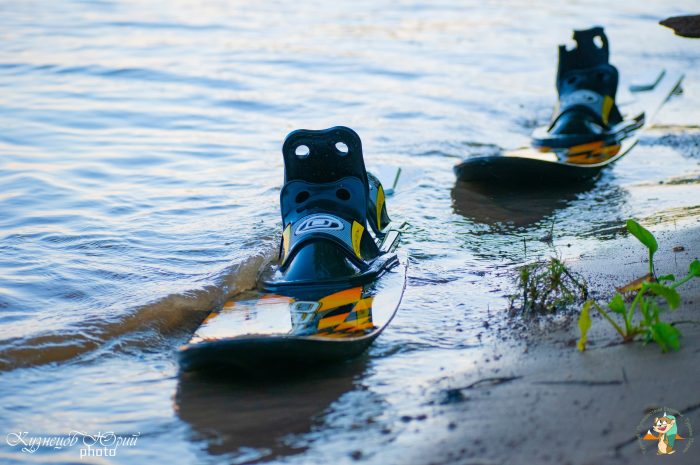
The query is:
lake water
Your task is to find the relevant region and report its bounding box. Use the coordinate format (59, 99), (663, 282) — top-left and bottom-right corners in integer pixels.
(1, 0), (699, 463)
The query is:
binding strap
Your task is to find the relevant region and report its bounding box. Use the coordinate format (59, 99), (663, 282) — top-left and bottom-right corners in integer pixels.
(553, 89), (616, 127)
(281, 212), (366, 268)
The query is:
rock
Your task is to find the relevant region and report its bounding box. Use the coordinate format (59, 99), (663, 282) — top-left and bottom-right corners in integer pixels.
(660, 15), (700, 38)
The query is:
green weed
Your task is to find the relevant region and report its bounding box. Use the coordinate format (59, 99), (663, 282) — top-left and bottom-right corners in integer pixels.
(511, 257), (588, 314)
(577, 220), (700, 352)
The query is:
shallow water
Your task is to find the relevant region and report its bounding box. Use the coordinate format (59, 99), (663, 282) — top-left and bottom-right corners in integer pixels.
(1, 0), (699, 463)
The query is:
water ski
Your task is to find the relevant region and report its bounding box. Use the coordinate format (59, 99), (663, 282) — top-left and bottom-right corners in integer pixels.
(179, 127), (407, 373)
(455, 27), (683, 184)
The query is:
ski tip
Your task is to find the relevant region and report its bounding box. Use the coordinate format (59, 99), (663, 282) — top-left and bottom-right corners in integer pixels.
(629, 69), (666, 92)
(370, 165), (402, 197)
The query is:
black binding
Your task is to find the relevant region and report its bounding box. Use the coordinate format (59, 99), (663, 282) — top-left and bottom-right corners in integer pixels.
(532, 27), (629, 149)
(259, 127), (397, 291)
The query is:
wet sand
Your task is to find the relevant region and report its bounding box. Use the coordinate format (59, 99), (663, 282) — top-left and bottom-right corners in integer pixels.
(402, 223), (700, 465)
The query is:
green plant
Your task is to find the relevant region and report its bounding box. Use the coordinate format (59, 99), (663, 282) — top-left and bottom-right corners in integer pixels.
(577, 220), (700, 352)
(511, 257), (588, 314)
(626, 219), (658, 276)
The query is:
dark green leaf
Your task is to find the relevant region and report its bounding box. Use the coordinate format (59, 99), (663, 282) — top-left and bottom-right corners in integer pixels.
(647, 282), (681, 309)
(577, 301), (592, 352)
(608, 293), (626, 315)
(689, 260), (700, 278)
(657, 274), (675, 283)
(626, 219), (658, 254)
(650, 300), (661, 321)
(638, 296), (651, 322)
(650, 323), (681, 352)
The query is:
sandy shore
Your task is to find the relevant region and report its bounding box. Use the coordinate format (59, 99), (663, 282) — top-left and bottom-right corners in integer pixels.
(408, 222), (700, 465)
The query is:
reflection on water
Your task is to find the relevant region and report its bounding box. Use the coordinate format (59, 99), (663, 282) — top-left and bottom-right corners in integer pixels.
(176, 361), (365, 462)
(1, 0), (700, 463)
(451, 181), (594, 229)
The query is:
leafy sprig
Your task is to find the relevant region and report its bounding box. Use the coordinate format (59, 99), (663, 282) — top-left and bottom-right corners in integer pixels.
(577, 220), (700, 352)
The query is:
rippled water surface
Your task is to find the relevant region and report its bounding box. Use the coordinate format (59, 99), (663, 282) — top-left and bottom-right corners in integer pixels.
(1, 0), (700, 463)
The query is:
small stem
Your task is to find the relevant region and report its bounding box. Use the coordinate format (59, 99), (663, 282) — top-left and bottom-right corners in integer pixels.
(561, 267), (588, 296)
(672, 320), (700, 326)
(671, 273), (694, 289)
(624, 327), (642, 342)
(592, 301), (626, 337)
(638, 296), (652, 326)
(626, 289), (645, 333)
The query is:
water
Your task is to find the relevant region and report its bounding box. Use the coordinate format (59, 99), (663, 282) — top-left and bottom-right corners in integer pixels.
(1, 0), (699, 463)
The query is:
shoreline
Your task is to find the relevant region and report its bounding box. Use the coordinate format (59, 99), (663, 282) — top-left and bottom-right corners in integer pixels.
(411, 221), (700, 465)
